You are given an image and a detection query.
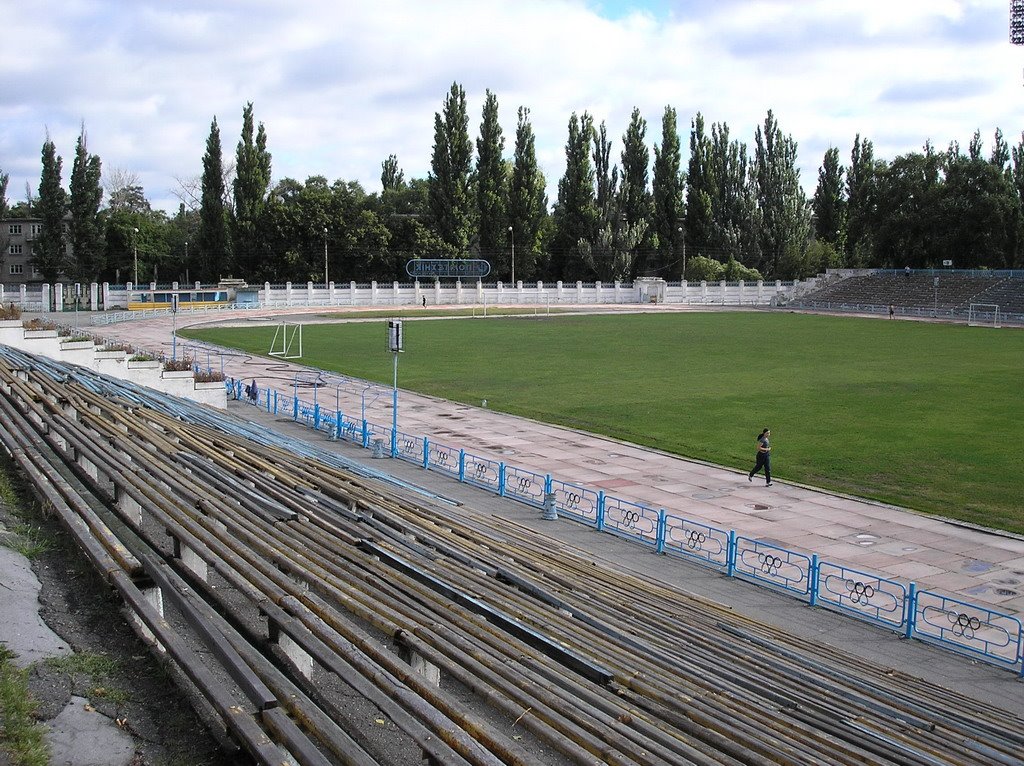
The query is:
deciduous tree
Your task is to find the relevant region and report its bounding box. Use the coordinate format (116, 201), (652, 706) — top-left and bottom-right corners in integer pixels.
(812, 146), (845, 249)
(475, 90), (507, 272)
(35, 137), (67, 293)
(428, 82), (473, 254)
(508, 107), (547, 281)
(551, 112), (598, 280)
(68, 125), (105, 282)
(652, 106), (684, 277)
(233, 102), (272, 280)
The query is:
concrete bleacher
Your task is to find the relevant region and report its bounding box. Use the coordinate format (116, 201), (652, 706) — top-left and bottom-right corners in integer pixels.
(794, 271), (1024, 321)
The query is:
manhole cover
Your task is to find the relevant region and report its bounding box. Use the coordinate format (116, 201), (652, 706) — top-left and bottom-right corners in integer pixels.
(901, 547), (919, 552)
(994, 578), (1020, 585)
(855, 533), (878, 540)
(1013, 571), (1024, 576)
(995, 589), (1018, 597)
(499, 448), (517, 455)
(856, 540), (876, 546)
(962, 561), (994, 573)
(746, 503), (770, 511)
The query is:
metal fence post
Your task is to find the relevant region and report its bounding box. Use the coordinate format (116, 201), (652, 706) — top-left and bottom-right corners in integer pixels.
(656, 510), (666, 553)
(335, 411), (342, 439)
(422, 437), (430, 469)
(904, 583), (917, 639)
(361, 420), (369, 449)
(809, 554), (819, 606)
(458, 449), (466, 482)
(313, 403), (320, 430)
(727, 531), (737, 577)
(498, 462), (506, 496)
(596, 491), (605, 531)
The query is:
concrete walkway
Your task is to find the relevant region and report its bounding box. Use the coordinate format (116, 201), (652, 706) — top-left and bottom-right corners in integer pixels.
(71, 306), (1024, 625)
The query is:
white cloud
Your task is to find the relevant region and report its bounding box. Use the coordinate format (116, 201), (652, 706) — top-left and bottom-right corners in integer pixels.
(1, 0), (1021, 214)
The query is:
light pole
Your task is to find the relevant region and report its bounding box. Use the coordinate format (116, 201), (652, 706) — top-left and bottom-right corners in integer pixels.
(508, 225), (515, 285)
(184, 240), (189, 285)
(323, 227), (329, 289)
(677, 226), (686, 280)
(132, 227), (139, 286)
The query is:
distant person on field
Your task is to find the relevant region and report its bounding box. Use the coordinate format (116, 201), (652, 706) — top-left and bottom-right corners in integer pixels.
(889, 304), (895, 320)
(422, 296), (426, 308)
(904, 265), (911, 278)
(748, 428), (772, 486)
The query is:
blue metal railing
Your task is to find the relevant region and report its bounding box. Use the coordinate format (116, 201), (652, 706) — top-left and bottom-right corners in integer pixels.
(233, 376), (1024, 677)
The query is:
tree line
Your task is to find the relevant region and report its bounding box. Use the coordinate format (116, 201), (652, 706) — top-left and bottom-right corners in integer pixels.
(3, 84), (1023, 287)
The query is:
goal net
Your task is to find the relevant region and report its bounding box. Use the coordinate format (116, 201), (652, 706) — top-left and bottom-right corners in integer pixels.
(967, 303), (1001, 328)
(269, 322), (303, 358)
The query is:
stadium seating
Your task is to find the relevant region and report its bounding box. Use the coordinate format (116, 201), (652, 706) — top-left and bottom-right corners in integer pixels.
(792, 271), (1024, 320)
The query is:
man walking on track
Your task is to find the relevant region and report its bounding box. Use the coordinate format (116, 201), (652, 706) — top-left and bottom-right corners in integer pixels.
(748, 428), (773, 486)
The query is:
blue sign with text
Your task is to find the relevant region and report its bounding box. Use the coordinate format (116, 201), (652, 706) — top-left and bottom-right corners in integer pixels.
(406, 259), (491, 278)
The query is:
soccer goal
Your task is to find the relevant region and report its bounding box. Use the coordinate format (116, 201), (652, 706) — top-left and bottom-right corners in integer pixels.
(269, 322), (303, 358)
(968, 303), (1001, 328)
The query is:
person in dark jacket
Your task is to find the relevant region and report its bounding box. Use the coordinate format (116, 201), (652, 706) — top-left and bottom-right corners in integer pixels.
(748, 428), (772, 486)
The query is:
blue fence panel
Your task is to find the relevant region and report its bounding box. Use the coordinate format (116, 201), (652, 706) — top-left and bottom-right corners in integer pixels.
(364, 420), (391, 449)
(602, 496), (659, 548)
(662, 514), (729, 568)
(733, 537), (811, 595)
(426, 440), (461, 478)
(816, 561), (906, 629)
(912, 589), (1023, 667)
(463, 452), (501, 493)
(336, 415), (363, 444)
(394, 430), (425, 465)
(549, 478), (599, 526)
(503, 466), (546, 507)
(296, 401), (317, 427)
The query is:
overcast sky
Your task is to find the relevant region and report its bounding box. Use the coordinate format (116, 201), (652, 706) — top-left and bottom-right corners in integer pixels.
(2, 0), (1022, 215)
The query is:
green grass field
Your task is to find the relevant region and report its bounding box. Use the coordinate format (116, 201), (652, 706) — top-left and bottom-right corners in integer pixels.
(182, 312), (1024, 534)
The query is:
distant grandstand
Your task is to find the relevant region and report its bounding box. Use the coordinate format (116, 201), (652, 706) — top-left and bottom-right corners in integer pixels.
(787, 270), (1024, 324)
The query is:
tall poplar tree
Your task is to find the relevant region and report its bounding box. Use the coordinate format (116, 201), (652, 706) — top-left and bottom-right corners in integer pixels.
(812, 147), (845, 248)
(708, 121), (758, 264)
(754, 110), (810, 277)
(475, 90), (507, 270)
(619, 107), (653, 276)
(0, 167), (10, 270)
(508, 107), (547, 281)
(198, 117), (231, 282)
(551, 112), (598, 280)
(233, 102), (272, 280)
(428, 82), (473, 254)
(846, 134), (876, 265)
(685, 113), (715, 261)
(381, 155), (405, 191)
(68, 125), (105, 282)
(593, 121), (617, 222)
(652, 106), (684, 276)
(35, 137), (67, 292)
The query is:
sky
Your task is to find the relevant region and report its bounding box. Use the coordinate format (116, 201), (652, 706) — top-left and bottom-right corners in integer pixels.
(2, 0), (1023, 215)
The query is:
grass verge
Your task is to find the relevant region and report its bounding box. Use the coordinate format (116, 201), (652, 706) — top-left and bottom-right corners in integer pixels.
(0, 647), (50, 766)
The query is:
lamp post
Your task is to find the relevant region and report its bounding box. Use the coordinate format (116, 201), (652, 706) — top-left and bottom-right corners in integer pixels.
(677, 226), (686, 280)
(508, 225), (515, 285)
(184, 240), (189, 285)
(323, 227), (329, 289)
(132, 227), (139, 286)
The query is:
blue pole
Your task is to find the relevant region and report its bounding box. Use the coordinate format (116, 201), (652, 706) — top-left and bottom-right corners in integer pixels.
(596, 491), (605, 531)
(727, 531), (737, 577)
(313, 403), (320, 430)
(335, 411), (342, 439)
(656, 510), (666, 553)
(904, 583), (917, 639)
(273, 389), (278, 415)
(422, 437), (430, 469)
(458, 450), (466, 482)
(498, 462), (506, 496)
(809, 555), (819, 606)
(361, 420), (369, 449)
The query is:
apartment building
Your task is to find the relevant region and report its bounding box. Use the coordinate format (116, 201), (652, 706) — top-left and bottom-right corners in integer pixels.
(3, 216), (69, 284)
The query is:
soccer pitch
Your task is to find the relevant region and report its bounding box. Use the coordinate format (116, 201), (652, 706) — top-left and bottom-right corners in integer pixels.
(182, 312), (1024, 534)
